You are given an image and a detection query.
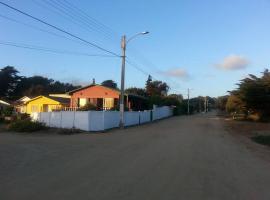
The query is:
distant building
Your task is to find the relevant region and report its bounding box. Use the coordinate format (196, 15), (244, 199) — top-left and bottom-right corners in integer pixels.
(68, 84), (148, 111)
(0, 100), (10, 111)
(49, 94), (71, 99)
(14, 96), (32, 113)
(24, 95), (70, 114)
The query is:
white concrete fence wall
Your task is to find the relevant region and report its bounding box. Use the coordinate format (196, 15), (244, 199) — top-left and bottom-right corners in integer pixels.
(31, 106), (173, 132)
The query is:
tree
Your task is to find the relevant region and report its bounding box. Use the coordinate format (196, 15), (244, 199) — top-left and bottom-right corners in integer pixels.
(0, 66), (80, 99)
(168, 94), (183, 102)
(125, 87), (147, 97)
(0, 66), (21, 98)
(146, 80), (169, 96)
(101, 80), (118, 89)
(216, 95), (228, 111)
(236, 70), (270, 116)
(226, 95), (245, 113)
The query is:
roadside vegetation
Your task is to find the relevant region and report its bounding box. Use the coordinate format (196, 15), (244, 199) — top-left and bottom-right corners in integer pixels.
(8, 119), (47, 132)
(217, 69), (270, 122)
(217, 69), (270, 147)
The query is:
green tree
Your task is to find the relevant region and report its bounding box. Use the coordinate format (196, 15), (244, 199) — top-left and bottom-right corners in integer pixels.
(216, 95), (228, 111)
(0, 66), (21, 98)
(101, 80), (118, 89)
(226, 94), (245, 113)
(125, 87), (147, 97)
(146, 80), (169, 96)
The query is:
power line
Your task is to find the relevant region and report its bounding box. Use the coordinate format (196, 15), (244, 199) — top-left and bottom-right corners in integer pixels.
(62, 0), (119, 39)
(0, 40), (117, 57)
(48, 0), (118, 40)
(0, 14), (88, 46)
(0, 1), (183, 94)
(126, 59), (184, 94)
(0, 1), (120, 57)
(34, 0), (115, 42)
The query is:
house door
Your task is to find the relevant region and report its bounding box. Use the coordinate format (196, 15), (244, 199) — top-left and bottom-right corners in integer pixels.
(43, 105), (49, 112)
(97, 98), (103, 109)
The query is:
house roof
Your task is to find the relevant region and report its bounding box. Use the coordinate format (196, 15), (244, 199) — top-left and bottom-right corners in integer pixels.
(0, 100), (10, 106)
(25, 95), (70, 105)
(17, 96), (32, 102)
(126, 93), (148, 100)
(67, 84), (148, 100)
(67, 84), (120, 95)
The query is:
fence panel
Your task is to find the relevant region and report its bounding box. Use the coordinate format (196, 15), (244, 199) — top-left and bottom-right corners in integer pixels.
(40, 112), (51, 126)
(89, 111), (105, 131)
(50, 112), (61, 127)
(124, 112), (140, 126)
(74, 111), (90, 131)
(32, 106), (173, 131)
(61, 111), (75, 129)
(104, 111), (120, 130)
(139, 111), (151, 124)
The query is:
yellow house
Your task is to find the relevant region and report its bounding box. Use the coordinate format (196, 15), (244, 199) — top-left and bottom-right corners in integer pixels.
(25, 96), (70, 114)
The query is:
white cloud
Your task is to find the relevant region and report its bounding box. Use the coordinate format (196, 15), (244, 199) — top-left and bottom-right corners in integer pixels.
(162, 68), (189, 79)
(215, 55), (249, 70)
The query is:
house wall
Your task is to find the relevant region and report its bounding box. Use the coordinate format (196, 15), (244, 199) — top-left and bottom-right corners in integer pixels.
(26, 97), (64, 114)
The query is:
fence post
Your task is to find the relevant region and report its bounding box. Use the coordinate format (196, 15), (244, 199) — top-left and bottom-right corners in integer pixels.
(48, 112), (51, 127)
(139, 111), (141, 125)
(60, 111), (63, 128)
(72, 111), (75, 128)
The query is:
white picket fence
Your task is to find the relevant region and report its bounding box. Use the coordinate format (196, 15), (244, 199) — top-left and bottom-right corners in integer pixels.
(31, 106), (173, 131)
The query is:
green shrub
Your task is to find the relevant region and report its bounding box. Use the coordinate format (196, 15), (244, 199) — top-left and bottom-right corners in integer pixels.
(173, 103), (190, 116)
(17, 113), (30, 120)
(3, 106), (14, 117)
(8, 119), (46, 132)
(78, 103), (97, 111)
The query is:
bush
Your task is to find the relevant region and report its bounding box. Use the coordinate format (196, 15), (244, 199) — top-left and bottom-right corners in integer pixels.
(17, 113), (31, 120)
(173, 102), (192, 116)
(78, 103), (97, 111)
(8, 119), (46, 132)
(2, 106), (14, 117)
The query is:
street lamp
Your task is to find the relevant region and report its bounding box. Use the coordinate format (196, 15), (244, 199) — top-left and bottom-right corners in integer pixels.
(119, 31), (149, 128)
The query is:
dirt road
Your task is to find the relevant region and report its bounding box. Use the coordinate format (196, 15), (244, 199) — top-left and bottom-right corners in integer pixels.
(1, 113), (270, 200)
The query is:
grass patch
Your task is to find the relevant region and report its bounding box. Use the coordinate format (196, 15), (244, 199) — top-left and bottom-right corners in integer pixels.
(251, 135), (270, 146)
(8, 120), (47, 132)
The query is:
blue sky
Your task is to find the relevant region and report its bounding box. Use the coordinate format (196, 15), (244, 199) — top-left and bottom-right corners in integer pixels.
(1, 0), (270, 98)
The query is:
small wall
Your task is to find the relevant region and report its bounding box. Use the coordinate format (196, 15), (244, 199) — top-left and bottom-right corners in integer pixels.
(153, 106), (173, 121)
(139, 111), (151, 124)
(50, 112), (61, 127)
(89, 111), (105, 131)
(124, 112), (140, 126)
(74, 111), (90, 131)
(104, 111), (120, 130)
(32, 106), (173, 132)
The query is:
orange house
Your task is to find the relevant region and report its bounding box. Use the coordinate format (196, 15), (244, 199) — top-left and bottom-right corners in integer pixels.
(68, 84), (148, 111)
(68, 84), (120, 110)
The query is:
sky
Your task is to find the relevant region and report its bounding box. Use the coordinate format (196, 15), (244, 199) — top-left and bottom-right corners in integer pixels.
(1, 0), (270, 98)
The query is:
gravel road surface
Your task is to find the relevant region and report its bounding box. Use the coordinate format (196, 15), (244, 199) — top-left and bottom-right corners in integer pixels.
(1, 113), (270, 200)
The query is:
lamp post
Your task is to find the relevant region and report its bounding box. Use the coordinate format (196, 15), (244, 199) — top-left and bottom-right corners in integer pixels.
(119, 31), (149, 128)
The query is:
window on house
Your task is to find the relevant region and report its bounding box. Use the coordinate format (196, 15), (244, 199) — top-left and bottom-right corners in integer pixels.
(104, 98), (114, 109)
(31, 105), (39, 112)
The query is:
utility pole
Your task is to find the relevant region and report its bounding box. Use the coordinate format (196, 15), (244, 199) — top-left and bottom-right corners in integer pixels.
(204, 96), (207, 113)
(187, 88), (190, 115)
(119, 32), (149, 129)
(119, 35), (126, 128)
